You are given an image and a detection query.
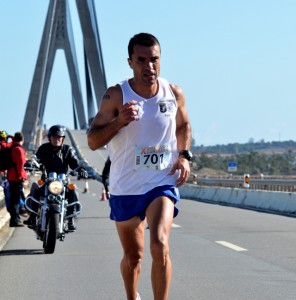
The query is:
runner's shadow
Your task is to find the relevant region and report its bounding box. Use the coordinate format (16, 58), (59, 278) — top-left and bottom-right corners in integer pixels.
(0, 249), (44, 256)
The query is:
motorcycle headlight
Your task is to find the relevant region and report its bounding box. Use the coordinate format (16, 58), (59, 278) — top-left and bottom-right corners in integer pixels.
(48, 180), (63, 195)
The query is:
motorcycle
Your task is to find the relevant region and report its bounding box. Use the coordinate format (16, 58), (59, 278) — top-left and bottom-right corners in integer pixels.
(24, 157), (87, 254)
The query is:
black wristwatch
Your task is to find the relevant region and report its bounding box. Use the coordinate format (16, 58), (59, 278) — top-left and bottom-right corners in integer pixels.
(178, 150), (193, 161)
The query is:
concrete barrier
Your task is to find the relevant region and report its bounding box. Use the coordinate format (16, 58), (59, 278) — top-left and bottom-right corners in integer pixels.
(1, 183), (296, 232)
(0, 186), (4, 208)
(179, 184), (296, 216)
(0, 186), (10, 230)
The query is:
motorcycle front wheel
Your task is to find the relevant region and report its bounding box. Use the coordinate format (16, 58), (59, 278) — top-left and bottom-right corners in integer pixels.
(43, 213), (59, 254)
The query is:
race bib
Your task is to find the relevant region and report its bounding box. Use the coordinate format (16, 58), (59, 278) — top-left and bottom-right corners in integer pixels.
(135, 143), (172, 171)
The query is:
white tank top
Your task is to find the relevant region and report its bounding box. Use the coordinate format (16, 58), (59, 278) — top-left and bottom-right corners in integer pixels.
(108, 77), (180, 195)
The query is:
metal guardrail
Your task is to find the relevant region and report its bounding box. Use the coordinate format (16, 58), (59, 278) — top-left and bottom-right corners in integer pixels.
(190, 176), (296, 192)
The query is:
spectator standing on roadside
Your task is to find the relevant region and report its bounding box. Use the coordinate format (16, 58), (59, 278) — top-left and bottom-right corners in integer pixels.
(0, 130), (14, 175)
(0, 130), (13, 200)
(0, 131), (28, 216)
(7, 132), (28, 227)
(0, 130), (14, 146)
(102, 156), (111, 199)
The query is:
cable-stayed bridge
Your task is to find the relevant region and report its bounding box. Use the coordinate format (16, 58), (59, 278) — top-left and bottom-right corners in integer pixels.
(22, 0), (106, 150)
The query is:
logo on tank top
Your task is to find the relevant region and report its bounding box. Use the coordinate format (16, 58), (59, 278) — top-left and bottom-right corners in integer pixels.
(159, 101), (175, 114)
(159, 102), (167, 113)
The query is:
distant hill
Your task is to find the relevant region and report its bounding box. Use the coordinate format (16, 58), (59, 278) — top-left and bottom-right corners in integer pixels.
(192, 140), (296, 155)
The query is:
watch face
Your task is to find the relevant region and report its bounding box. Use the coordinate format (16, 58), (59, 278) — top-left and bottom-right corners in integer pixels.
(179, 150), (193, 161)
(187, 151), (193, 160)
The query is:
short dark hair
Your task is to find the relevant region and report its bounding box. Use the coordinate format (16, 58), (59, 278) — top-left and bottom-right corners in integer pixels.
(14, 132), (24, 142)
(128, 33), (161, 59)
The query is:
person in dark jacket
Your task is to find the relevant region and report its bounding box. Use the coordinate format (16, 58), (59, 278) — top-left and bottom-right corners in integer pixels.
(7, 132), (28, 227)
(102, 156), (111, 199)
(24, 125), (88, 231)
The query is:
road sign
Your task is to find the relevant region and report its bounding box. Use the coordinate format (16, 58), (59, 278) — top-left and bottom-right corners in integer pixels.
(228, 162), (237, 172)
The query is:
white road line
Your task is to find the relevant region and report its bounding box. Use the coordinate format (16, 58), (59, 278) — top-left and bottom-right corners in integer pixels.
(215, 241), (248, 252)
(172, 223), (181, 228)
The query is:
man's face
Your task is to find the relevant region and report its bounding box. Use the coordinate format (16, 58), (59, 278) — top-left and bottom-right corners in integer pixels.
(128, 44), (161, 86)
(50, 135), (63, 147)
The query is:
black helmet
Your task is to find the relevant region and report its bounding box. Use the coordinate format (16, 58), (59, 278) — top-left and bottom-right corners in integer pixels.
(48, 125), (66, 138)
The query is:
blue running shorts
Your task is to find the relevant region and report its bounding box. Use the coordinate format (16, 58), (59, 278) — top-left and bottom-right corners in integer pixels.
(109, 185), (180, 222)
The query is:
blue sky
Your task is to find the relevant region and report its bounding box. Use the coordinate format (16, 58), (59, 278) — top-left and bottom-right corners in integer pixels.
(1, 0), (295, 146)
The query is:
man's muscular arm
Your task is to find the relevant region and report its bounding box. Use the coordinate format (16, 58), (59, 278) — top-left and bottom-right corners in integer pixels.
(169, 84), (192, 186)
(173, 84), (192, 151)
(87, 85), (139, 151)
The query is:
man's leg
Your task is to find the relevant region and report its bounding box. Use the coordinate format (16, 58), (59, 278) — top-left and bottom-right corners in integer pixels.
(115, 217), (145, 300)
(9, 181), (22, 226)
(146, 196), (174, 300)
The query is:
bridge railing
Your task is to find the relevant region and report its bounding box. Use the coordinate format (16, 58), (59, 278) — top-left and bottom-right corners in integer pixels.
(190, 175), (296, 192)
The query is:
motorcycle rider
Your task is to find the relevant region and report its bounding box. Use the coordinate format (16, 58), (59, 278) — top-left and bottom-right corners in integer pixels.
(24, 125), (88, 231)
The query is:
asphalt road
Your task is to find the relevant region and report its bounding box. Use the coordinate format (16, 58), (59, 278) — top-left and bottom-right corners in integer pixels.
(1, 177), (296, 299)
(1, 131), (296, 299)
